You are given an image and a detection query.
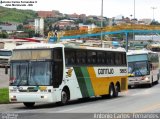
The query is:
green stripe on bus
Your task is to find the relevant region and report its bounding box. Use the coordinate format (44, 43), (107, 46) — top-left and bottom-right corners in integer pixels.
(81, 67), (95, 97)
(74, 67), (89, 97)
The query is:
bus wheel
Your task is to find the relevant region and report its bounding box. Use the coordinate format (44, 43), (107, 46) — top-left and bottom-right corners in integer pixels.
(148, 78), (153, 87)
(114, 84), (120, 97)
(155, 74), (159, 84)
(23, 102), (35, 108)
(109, 84), (114, 98)
(60, 90), (69, 105)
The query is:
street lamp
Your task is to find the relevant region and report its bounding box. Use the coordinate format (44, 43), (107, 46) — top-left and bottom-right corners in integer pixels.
(151, 7), (157, 21)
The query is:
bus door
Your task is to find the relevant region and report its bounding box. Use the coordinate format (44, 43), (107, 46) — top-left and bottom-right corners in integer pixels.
(53, 48), (63, 88)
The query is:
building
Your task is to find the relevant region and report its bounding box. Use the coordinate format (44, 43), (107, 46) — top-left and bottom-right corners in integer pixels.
(34, 18), (44, 36)
(79, 23), (97, 33)
(0, 24), (17, 33)
(54, 19), (76, 30)
(37, 11), (55, 18)
(135, 35), (160, 41)
(138, 19), (152, 25)
(37, 10), (62, 18)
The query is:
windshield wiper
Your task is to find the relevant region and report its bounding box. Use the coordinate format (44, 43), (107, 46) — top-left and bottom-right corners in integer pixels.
(17, 72), (27, 86)
(30, 66), (39, 86)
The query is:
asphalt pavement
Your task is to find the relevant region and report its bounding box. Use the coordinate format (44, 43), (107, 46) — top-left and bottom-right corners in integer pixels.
(0, 68), (160, 119)
(0, 83), (160, 119)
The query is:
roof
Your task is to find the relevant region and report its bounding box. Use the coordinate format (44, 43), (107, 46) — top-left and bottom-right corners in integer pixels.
(149, 43), (160, 48)
(60, 19), (74, 22)
(14, 42), (126, 52)
(127, 49), (155, 55)
(37, 11), (55, 18)
(0, 24), (17, 31)
(14, 43), (64, 49)
(0, 49), (12, 51)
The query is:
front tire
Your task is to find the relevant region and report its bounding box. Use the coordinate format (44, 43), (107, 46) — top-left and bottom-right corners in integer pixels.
(148, 78), (153, 87)
(61, 90), (68, 104)
(57, 89), (69, 106)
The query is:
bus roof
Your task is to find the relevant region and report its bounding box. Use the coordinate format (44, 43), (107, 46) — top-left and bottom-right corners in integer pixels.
(127, 49), (156, 55)
(149, 43), (160, 48)
(0, 49), (12, 51)
(14, 43), (126, 52)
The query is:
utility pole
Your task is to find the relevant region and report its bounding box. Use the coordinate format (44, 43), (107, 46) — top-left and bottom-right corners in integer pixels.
(101, 0), (103, 47)
(134, 0), (135, 19)
(133, 0), (135, 41)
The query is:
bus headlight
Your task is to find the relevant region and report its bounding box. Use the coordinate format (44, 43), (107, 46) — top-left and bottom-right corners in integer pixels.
(10, 95), (17, 101)
(10, 89), (17, 92)
(144, 77), (150, 82)
(145, 77), (150, 80)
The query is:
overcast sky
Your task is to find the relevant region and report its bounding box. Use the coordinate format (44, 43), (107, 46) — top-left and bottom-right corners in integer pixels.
(1, 0), (160, 21)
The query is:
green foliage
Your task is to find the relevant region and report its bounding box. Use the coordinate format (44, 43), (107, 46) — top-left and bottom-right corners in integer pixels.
(0, 32), (8, 38)
(0, 88), (9, 104)
(0, 6), (37, 23)
(17, 24), (24, 30)
(150, 21), (160, 25)
(24, 29), (35, 37)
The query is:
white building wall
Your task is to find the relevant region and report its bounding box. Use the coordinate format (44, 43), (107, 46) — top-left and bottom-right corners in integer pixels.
(34, 18), (44, 36)
(135, 35), (160, 41)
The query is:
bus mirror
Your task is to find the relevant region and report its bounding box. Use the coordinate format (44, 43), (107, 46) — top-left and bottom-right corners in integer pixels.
(5, 66), (8, 74)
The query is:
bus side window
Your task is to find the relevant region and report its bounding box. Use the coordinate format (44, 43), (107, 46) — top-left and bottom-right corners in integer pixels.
(97, 51), (105, 65)
(111, 53), (115, 65)
(65, 49), (75, 65)
(87, 51), (96, 64)
(76, 50), (86, 65)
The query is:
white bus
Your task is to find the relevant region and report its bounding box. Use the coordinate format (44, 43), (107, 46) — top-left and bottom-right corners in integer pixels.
(9, 43), (128, 107)
(0, 49), (12, 67)
(127, 49), (159, 87)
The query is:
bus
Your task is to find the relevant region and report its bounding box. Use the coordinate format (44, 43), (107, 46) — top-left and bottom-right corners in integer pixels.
(127, 49), (159, 88)
(0, 49), (12, 67)
(8, 43), (128, 107)
(148, 43), (160, 52)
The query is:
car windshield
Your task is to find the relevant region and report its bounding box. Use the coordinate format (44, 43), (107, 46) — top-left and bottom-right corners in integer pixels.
(10, 61), (52, 86)
(128, 61), (149, 76)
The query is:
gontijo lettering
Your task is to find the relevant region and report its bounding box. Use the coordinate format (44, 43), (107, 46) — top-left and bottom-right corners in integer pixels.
(98, 68), (114, 74)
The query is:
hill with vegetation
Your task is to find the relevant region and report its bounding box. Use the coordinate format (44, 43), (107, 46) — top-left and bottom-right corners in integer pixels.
(0, 6), (37, 23)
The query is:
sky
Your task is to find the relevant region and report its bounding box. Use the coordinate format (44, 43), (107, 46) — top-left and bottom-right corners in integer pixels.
(1, 0), (160, 21)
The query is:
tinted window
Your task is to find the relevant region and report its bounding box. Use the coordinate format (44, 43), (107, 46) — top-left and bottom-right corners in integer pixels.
(87, 51), (97, 64)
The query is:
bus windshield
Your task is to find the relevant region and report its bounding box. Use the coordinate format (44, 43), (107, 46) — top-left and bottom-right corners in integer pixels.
(128, 61), (149, 76)
(0, 50), (12, 56)
(10, 61), (52, 86)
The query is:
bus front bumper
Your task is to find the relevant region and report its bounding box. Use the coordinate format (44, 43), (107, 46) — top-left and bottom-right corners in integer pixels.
(9, 92), (58, 103)
(128, 76), (151, 86)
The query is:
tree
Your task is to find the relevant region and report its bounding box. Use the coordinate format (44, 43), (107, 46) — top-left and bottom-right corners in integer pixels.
(0, 32), (8, 38)
(24, 29), (35, 38)
(17, 24), (24, 30)
(150, 21), (160, 25)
